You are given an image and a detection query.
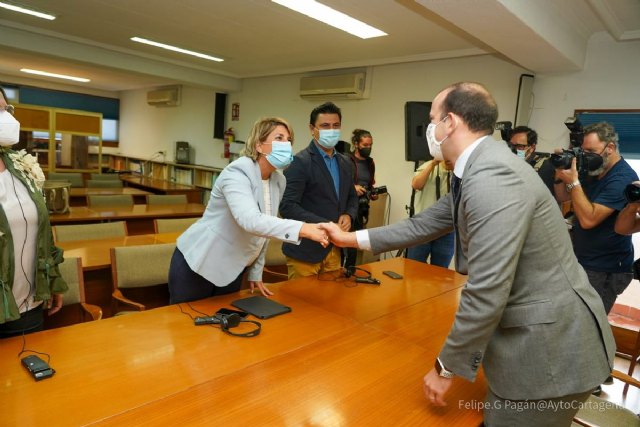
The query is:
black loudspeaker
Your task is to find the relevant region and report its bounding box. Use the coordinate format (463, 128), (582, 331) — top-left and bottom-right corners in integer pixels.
(175, 141), (191, 164)
(214, 93), (227, 139)
(405, 101), (432, 162)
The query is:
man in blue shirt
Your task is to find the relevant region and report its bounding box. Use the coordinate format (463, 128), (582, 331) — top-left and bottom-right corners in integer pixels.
(279, 102), (359, 278)
(554, 122), (637, 314)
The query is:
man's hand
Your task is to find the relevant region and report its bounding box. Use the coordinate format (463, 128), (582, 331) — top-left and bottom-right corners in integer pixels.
(337, 214), (351, 232)
(554, 156), (579, 185)
(423, 368), (453, 406)
(319, 222), (358, 248)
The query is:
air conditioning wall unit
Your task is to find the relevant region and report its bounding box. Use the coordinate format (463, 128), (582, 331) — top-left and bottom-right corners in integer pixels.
(300, 72), (366, 100)
(147, 85), (181, 107)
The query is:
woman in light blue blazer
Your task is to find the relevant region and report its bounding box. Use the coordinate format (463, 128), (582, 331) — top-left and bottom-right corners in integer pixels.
(168, 117), (329, 304)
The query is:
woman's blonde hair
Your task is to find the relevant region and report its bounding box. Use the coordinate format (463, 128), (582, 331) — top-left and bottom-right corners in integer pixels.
(241, 117), (294, 160)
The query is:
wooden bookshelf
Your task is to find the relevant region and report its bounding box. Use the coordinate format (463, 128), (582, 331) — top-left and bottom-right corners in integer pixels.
(108, 155), (223, 203)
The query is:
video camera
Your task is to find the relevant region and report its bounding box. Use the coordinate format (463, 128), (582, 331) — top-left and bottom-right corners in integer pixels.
(565, 116), (584, 147)
(550, 116), (601, 179)
(359, 185), (387, 225)
(495, 121), (513, 143)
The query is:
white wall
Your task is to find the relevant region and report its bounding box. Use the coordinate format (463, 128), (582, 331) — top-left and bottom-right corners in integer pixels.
(117, 85), (229, 169)
(530, 32), (640, 153)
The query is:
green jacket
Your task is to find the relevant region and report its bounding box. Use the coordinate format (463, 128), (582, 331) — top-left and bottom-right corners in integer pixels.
(0, 148), (67, 324)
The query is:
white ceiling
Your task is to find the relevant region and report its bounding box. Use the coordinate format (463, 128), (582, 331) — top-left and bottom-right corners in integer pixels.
(0, 0), (638, 93)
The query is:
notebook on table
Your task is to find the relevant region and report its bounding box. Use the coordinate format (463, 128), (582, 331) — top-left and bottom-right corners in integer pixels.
(231, 296), (292, 319)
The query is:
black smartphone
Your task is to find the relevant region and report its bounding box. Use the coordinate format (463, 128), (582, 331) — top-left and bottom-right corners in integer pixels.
(21, 355), (55, 381)
(215, 308), (248, 318)
(383, 270), (403, 280)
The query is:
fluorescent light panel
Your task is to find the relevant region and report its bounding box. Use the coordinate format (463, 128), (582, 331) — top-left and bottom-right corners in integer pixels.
(0, 1), (55, 20)
(272, 0), (386, 39)
(131, 37), (224, 62)
(20, 68), (90, 83)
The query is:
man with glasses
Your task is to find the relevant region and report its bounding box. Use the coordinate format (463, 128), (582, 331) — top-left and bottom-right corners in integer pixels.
(279, 101), (358, 278)
(509, 126), (556, 194)
(554, 122), (638, 314)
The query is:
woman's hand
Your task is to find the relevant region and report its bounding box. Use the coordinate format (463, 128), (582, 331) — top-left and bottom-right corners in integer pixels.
(250, 281), (274, 297)
(47, 294), (63, 315)
(300, 223), (330, 247)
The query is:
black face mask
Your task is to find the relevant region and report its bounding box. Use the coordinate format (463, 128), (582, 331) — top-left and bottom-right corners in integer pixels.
(359, 147), (372, 158)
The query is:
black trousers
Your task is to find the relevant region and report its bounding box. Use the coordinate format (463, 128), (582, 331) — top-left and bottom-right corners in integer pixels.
(0, 305), (44, 339)
(168, 248), (245, 304)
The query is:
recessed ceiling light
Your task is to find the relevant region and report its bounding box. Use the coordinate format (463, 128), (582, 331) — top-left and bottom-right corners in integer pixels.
(131, 37), (224, 62)
(20, 68), (90, 83)
(272, 0), (386, 39)
(0, 1), (55, 20)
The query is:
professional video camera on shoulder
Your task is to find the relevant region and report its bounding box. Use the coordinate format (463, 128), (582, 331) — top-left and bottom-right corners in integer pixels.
(495, 121), (513, 143)
(550, 117), (602, 179)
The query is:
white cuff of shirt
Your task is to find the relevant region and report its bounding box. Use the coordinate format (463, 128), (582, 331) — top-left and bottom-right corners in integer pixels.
(355, 229), (371, 251)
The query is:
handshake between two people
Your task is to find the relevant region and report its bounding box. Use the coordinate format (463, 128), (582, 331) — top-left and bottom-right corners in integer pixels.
(299, 218), (359, 249)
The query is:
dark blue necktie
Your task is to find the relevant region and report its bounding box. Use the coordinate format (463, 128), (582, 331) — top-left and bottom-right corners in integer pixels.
(451, 174), (462, 203)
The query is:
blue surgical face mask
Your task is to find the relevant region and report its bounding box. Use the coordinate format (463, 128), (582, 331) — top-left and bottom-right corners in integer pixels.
(317, 129), (340, 149)
(265, 141), (293, 169)
(516, 149), (527, 159)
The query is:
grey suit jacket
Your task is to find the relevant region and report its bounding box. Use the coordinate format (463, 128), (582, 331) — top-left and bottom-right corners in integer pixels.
(369, 137), (615, 400)
(178, 156), (302, 285)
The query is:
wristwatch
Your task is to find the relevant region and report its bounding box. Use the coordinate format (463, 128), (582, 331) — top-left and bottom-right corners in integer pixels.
(435, 358), (455, 379)
(566, 181), (581, 192)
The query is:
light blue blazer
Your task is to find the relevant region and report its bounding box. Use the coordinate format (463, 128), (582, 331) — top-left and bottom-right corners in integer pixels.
(177, 156), (302, 286)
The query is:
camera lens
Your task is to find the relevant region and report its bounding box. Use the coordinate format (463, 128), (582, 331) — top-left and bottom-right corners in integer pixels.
(624, 182), (640, 203)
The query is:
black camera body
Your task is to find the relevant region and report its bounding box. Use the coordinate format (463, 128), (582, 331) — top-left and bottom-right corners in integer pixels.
(565, 116), (584, 147)
(550, 147), (603, 178)
(624, 182), (640, 203)
(358, 185), (387, 224)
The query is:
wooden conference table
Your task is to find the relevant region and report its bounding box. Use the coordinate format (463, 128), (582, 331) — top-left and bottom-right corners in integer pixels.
(49, 203), (204, 235)
(69, 187), (153, 206)
(0, 258), (485, 426)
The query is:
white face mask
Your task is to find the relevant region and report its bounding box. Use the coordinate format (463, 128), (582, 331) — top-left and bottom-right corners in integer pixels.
(426, 117), (448, 161)
(0, 110), (20, 147)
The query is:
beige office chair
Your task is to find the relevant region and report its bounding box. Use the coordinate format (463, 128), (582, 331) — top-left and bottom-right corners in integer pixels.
(263, 239), (288, 283)
(47, 172), (84, 187)
(146, 194), (188, 205)
(110, 243), (175, 313)
(58, 257), (102, 322)
(86, 180), (124, 188)
(153, 217), (198, 233)
(87, 194), (134, 207)
(53, 221), (128, 242)
(90, 173), (121, 180)
(572, 370), (640, 426)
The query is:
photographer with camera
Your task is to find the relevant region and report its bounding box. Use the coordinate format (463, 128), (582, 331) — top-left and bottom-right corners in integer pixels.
(344, 128), (377, 268)
(554, 121), (637, 315)
(405, 159), (455, 267)
(509, 125), (555, 194)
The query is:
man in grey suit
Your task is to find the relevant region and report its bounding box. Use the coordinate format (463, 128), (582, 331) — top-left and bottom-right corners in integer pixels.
(322, 82), (615, 426)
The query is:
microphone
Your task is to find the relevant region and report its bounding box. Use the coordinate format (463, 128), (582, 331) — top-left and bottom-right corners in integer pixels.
(355, 277), (380, 285)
